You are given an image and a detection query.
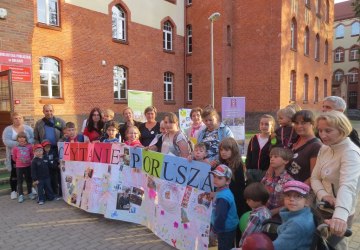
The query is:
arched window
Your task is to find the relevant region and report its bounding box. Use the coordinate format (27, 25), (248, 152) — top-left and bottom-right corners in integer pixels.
(316, 0), (320, 15)
(334, 69), (344, 83)
(164, 72), (174, 100)
(351, 21), (360, 36)
(290, 70), (296, 101)
(325, 0), (329, 23)
(187, 74), (192, 101)
(187, 25), (192, 54)
(40, 57), (61, 98)
(334, 47), (345, 62)
(314, 77), (319, 102)
(37, 0), (59, 26)
(304, 26), (309, 55)
(303, 74), (309, 102)
(112, 6), (126, 41)
(349, 45), (360, 61)
(335, 25), (344, 39)
(113, 66), (127, 100)
(163, 21), (173, 51)
(324, 79), (328, 97)
(315, 34), (320, 61)
(324, 40), (328, 63)
(291, 18), (297, 50)
(348, 68), (359, 84)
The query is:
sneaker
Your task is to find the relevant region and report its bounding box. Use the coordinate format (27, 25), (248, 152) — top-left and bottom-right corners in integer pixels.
(10, 191), (17, 200)
(55, 196), (62, 201)
(18, 195), (24, 203)
(38, 201), (44, 205)
(32, 187), (37, 195)
(28, 193), (36, 200)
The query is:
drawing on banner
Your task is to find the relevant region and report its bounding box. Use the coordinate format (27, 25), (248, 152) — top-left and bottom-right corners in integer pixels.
(116, 187), (131, 210)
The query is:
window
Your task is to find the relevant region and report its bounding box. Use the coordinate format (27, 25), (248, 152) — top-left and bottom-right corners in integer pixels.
(335, 25), (344, 39)
(348, 68), (359, 84)
(314, 77), (319, 102)
(349, 45), (360, 61)
(227, 25), (232, 46)
(113, 66), (127, 100)
(187, 74), (192, 101)
(112, 6), (126, 41)
(304, 27), (309, 55)
(303, 74), (309, 102)
(351, 22), (360, 36)
(290, 70), (296, 101)
(334, 47), (345, 62)
(164, 72), (173, 101)
(163, 21), (173, 51)
(334, 69), (344, 83)
(316, 0), (320, 15)
(325, 0), (329, 23)
(324, 79), (328, 97)
(315, 34), (320, 61)
(324, 40), (328, 63)
(305, 0), (310, 8)
(187, 25), (192, 54)
(40, 57), (61, 98)
(291, 18), (297, 50)
(187, 0), (192, 5)
(37, 0), (59, 26)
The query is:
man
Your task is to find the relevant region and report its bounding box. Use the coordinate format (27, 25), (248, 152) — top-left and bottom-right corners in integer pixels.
(34, 104), (66, 195)
(321, 96), (360, 147)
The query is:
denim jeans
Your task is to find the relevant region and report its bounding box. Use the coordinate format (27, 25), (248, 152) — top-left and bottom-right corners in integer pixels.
(37, 178), (55, 202)
(217, 230), (236, 250)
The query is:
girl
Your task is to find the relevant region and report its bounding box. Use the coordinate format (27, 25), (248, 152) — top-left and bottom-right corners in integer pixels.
(83, 107), (104, 142)
(12, 132), (34, 203)
(219, 137), (247, 247)
(245, 114), (275, 183)
(102, 121), (120, 143)
(124, 126), (143, 147)
(274, 106), (298, 149)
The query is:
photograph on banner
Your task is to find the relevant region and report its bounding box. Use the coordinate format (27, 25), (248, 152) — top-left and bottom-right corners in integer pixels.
(178, 108), (192, 133)
(221, 97), (246, 153)
(127, 90), (153, 122)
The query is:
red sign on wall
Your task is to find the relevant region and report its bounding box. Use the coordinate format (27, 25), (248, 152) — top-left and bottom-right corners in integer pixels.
(0, 51), (32, 65)
(0, 65), (32, 82)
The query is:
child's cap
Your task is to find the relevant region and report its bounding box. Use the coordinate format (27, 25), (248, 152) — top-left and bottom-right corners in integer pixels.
(283, 180), (310, 195)
(41, 139), (51, 147)
(33, 144), (43, 151)
(211, 164), (232, 179)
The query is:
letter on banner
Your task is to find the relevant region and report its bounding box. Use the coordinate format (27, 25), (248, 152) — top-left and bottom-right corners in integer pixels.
(142, 150), (164, 178)
(130, 146), (143, 169)
(92, 143), (112, 163)
(63, 142), (70, 161)
(70, 143), (79, 161)
(58, 142), (64, 160)
(78, 143), (90, 162)
(110, 143), (123, 165)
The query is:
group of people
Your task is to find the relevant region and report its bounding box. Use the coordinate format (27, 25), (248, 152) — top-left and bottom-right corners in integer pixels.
(2, 96), (360, 250)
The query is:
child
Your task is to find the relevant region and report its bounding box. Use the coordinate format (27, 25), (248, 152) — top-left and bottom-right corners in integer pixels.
(42, 139), (61, 196)
(273, 106), (298, 148)
(63, 122), (85, 142)
(102, 121), (121, 143)
(12, 132), (34, 203)
(124, 126), (142, 147)
(100, 109), (119, 141)
(239, 182), (271, 247)
(273, 180), (315, 250)
(246, 114), (275, 183)
(188, 142), (209, 163)
(261, 147), (294, 217)
(31, 144), (56, 205)
(210, 164), (239, 250)
(219, 137), (247, 247)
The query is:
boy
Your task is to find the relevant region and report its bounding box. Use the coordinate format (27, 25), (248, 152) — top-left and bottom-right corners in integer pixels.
(210, 164), (239, 250)
(239, 182), (271, 247)
(100, 109), (120, 141)
(273, 180), (315, 250)
(62, 122), (85, 142)
(42, 140), (61, 196)
(188, 142), (209, 163)
(31, 144), (55, 205)
(261, 147), (294, 217)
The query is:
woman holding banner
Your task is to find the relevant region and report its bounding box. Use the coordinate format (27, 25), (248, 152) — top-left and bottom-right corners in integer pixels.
(139, 106), (160, 146)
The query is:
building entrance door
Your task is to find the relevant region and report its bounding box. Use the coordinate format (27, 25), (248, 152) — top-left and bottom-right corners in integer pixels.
(0, 70), (13, 147)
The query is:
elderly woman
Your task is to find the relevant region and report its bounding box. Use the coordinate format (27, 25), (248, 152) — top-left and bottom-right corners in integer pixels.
(2, 112), (34, 200)
(83, 107), (104, 142)
(197, 107), (233, 164)
(311, 111), (360, 250)
(119, 107), (141, 142)
(139, 106), (160, 146)
(185, 107), (206, 144)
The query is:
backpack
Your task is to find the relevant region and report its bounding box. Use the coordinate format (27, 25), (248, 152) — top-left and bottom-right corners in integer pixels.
(173, 131), (194, 154)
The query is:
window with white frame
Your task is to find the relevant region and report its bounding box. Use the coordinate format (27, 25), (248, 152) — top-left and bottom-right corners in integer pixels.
(314, 77), (319, 102)
(334, 47), (344, 62)
(303, 74), (309, 102)
(164, 72), (173, 101)
(40, 57), (61, 98)
(113, 66), (127, 100)
(290, 70), (296, 101)
(304, 27), (309, 55)
(291, 18), (297, 50)
(163, 21), (173, 51)
(351, 22), (360, 36)
(335, 25), (344, 38)
(348, 69), (359, 83)
(315, 34), (320, 61)
(187, 25), (192, 54)
(350, 46), (360, 61)
(324, 79), (328, 97)
(334, 70), (344, 82)
(112, 6), (126, 41)
(187, 74), (192, 101)
(37, 0), (59, 26)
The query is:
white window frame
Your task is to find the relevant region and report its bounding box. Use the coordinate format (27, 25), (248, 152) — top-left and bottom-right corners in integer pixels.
(164, 72), (173, 101)
(40, 57), (61, 98)
(350, 47), (360, 61)
(187, 0), (192, 5)
(187, 25), (192, 54)
(163, 22), (173, 51)
(335, 48), (344, 62)
(37, 0), (59, 26)
(113, 66), (127, 100)
(112, 6), (126, 41)
(291, 20), (296, 50)
(324, 40), (328, 63)
(324, 79), (328, 97)
(351, 22), (360, 36)
(290, 71), (296, 101)
(348, 70), (359, 83)
(334, 71), (343, 82)
(335, 25), (344, 38)
(187, 74), (192, 101)
(303, 74), (309, 101)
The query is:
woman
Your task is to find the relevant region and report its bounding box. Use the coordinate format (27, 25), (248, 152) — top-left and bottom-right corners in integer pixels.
(139, 106), (160, 146)
(2, 112), (34, 200)
(185, 107), (206, 144)
(83, 107), (104, 142)
(311, 111), (360, 250)
(119, 107), (141, 142)
(286, 110), (321, 185)
(197, 107), (234, 164)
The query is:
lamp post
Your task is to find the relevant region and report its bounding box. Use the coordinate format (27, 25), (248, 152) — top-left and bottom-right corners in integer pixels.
(209, 12), (220, 108)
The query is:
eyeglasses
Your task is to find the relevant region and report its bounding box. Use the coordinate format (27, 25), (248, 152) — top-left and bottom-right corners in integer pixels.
(284, 193), (305, 200)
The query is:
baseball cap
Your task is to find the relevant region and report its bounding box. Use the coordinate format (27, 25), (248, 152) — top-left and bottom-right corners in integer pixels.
(211, 164), (232, 179)
(41, 139), (51, 147)
(33, 144), (43, 151)
(283, 180), (310, 195)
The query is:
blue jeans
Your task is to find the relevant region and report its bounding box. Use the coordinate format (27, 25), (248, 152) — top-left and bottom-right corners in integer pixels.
(37, 178), (55, 202)
(217, 230), (236, 250)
